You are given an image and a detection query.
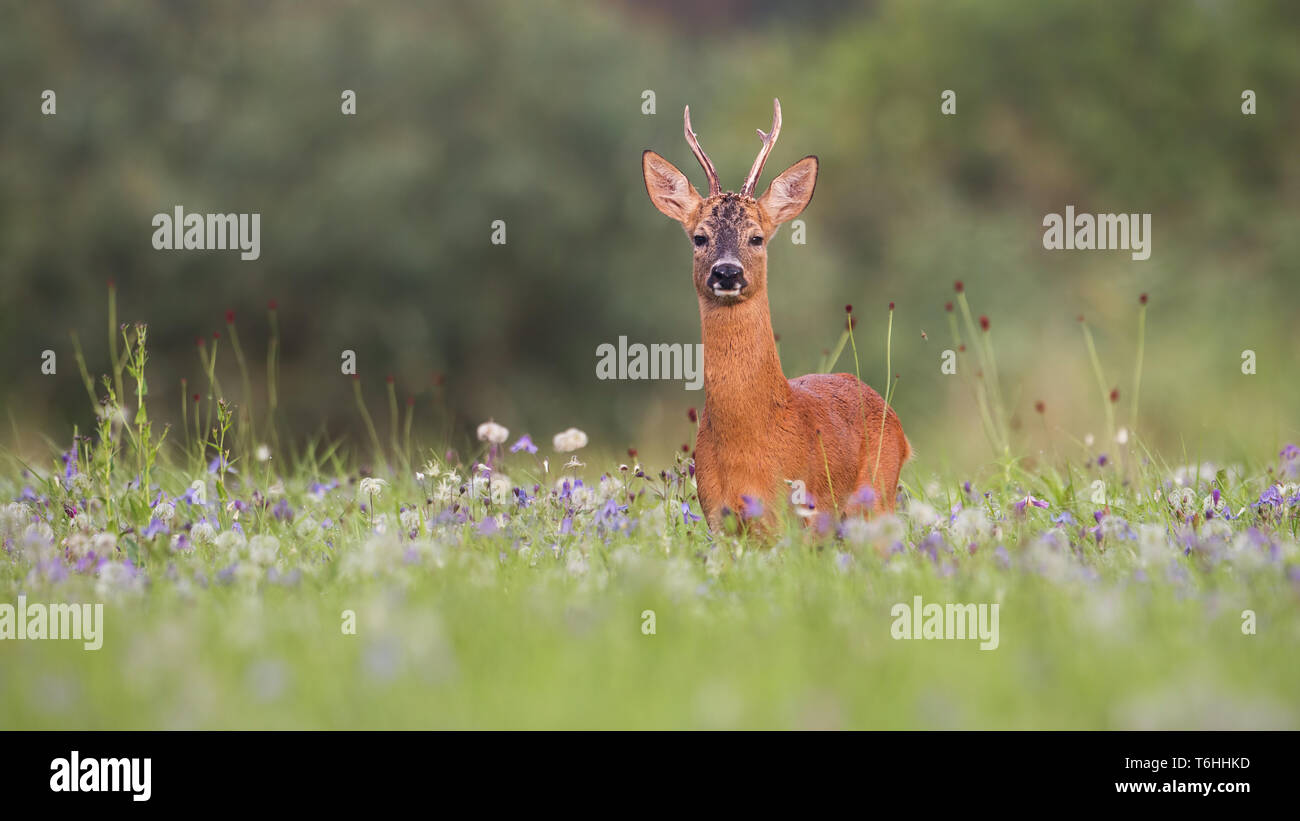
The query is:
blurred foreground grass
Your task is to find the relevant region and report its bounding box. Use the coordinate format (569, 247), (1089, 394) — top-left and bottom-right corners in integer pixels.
(2, 442), (1298, 729)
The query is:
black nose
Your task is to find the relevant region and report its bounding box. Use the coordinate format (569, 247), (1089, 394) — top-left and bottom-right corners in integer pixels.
(708, 263), (744, 289)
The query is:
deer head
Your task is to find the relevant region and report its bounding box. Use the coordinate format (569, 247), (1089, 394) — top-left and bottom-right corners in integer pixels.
(642, 99), (818, 308)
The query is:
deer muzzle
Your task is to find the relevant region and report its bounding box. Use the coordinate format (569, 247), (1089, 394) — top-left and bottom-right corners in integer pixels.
(708, 261), (746, 298)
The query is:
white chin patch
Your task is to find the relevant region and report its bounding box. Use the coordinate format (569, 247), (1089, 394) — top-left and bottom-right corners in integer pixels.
(712, 286), (742, 298)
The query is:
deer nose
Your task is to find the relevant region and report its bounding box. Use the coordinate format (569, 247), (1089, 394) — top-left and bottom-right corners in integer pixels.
(708, 262), (745, 290)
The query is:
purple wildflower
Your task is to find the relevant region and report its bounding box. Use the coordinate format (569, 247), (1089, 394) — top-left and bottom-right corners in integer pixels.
(1014, 495), (1050, 514)
(851, 487), (876, 508)
(557, 478), (583, 501)
(598, 498), (628, 521)
(510, 434), (538, 454)
(740, 495), (765, 520)
(1281, 444), (1300, 479)
(308, 480), (338, 501)
(918, 533), (941, 562)
(1263, 484), (1284, 505)
(681, 502), (702, 525)
(271, 498), (293, 522)
(207, 455), (234, 474)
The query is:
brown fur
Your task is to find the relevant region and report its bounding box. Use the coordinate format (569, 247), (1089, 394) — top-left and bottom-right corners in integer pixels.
(643, 108), (909, 532)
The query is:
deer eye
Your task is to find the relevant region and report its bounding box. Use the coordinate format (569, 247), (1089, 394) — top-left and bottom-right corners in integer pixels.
(749, 236), (764, 246)
(693, 235), (708, 247)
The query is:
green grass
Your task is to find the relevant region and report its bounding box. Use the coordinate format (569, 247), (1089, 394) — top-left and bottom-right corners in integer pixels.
(2, 290), (1298, 729)
(2, 439), (1298, 729)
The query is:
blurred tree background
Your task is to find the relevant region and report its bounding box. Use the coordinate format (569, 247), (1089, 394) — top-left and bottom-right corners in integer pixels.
(2, 0), (1297, 470)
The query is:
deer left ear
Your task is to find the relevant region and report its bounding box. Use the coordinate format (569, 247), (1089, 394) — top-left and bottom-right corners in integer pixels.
(643, 150), (703, 225)
(757, 155), (818, 225)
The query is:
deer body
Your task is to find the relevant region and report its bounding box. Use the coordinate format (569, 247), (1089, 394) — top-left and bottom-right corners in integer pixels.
(644, 100), (909, 531)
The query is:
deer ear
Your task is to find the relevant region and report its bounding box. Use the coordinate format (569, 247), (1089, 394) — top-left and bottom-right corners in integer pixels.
(643, 150), (702, 225)
(757, 155), (818, 225)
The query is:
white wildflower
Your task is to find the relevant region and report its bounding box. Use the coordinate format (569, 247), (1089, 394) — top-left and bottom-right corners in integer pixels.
(294, 516), (319, 540)
(71, 473), (94, 496)
(867, 514), (906, 545)
(24, 522), (54, 547)
(96, 561), (142, 597)
(553, 427), (589, 453)
(190, 521), (217, 544)
(215, 530), (246, 555)
(841, 517), (871, 545)
(152, 500), (176, 522)
(400, 509), (422, 532)
(1168, 487), (1197, 518)
(476, 420), (509, 445)
(434, 478), (458, 502)
(953, 508), (992, 542)
(1202, 518), (1232, 541)
(904, 501), (939, 529)
(248, 534), (280, 565)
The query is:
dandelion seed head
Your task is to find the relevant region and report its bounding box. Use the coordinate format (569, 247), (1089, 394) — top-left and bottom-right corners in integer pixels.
(553, 427), (589, 453)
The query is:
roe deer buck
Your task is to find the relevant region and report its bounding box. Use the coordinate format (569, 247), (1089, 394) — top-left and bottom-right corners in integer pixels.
(642, 99), (910, 531)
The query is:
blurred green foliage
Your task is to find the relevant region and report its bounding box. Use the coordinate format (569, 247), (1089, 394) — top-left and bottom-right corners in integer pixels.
(3, 0), (1298, 468)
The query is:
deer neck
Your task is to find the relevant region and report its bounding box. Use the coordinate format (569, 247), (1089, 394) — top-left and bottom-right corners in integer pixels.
(698, 294), (790, 434)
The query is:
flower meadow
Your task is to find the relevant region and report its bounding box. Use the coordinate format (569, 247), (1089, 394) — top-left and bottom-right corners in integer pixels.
(2, 290), (1299, 729)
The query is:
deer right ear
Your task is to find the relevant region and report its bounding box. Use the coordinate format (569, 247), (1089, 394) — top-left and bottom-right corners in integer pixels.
(643, 150), (702, 225)
(757, 155), (818, 226)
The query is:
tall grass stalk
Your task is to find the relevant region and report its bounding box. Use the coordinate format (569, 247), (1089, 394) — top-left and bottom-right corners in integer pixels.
(1131, 299), (1147, 438)
(108, 280), (124, 402)
(1079, 319), (1115, 446)
(955, 291), (1009, 456)
(872, 304), (896, 484)
(386, 378), (400, 467)
(352, 379), (386, 468)
(265, 302), (281, 457)
(226, 314), (256, 452)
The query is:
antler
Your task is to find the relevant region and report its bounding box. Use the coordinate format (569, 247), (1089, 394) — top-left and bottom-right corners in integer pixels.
(683, 105), (722, 198)
(739, 98), (782, 198)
